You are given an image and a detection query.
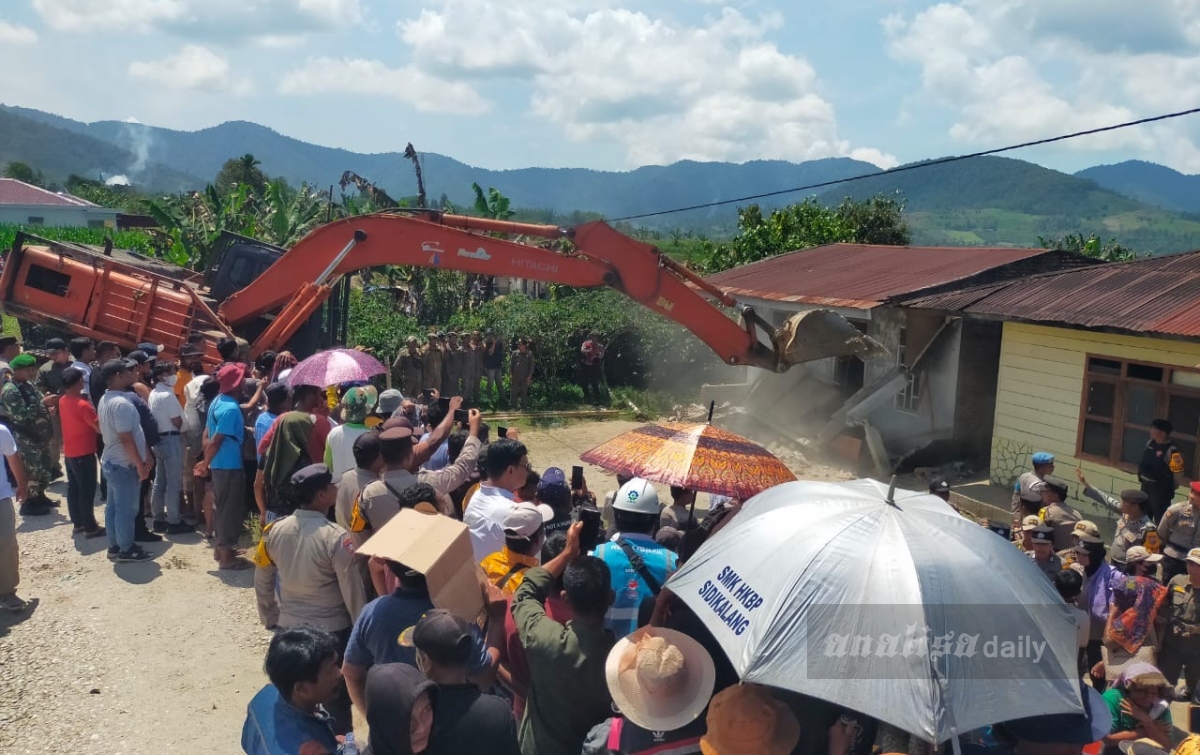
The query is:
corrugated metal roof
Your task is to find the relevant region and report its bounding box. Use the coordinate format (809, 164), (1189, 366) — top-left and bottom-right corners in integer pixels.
(906, 250), (1200, 339)
(705, 243), (1053, 309)
(0, 178), (98, 208)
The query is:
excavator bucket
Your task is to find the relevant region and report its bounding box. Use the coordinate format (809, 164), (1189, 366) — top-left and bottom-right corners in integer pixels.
(775, 309), (886, 367)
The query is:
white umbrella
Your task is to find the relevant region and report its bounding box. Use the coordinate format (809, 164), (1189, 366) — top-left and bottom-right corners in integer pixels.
(665, 478), (1084, 744)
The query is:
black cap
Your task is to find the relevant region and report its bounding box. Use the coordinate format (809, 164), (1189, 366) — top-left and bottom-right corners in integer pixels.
(929, 479), (950, 494)
(1152, 418), (1173, 434)
(127, 349), (150, 364)
(1042, 476), (1069, 499)
(412, 609), (474, 666)
(45, 338), (68, 351)
(101, 358), (133, 380)
(1120, 489), (1150, 506)
(1030, 526), (1054, 543)
(290, 463), (334, 498)
(180, 344), (205, 358)
(352, 432), (382, 468)
(264, 382), (290, 406)
(137, 342), (160, 356)
(61, 366), (85, 387)
(379, 426), (414, 443)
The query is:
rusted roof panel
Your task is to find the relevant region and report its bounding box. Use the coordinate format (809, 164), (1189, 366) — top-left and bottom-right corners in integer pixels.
(705, 243), (1053, 308)
(905, 251), (1200, 339)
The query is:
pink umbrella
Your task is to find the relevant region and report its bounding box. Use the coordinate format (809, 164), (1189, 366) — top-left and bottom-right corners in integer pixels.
(286, 348), (386, 388)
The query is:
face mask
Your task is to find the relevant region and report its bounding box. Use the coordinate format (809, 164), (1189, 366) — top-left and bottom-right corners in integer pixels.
(163, 375), (178, 387)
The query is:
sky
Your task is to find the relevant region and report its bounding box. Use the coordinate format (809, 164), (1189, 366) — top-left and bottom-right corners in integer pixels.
(3, 0), (1200, 174)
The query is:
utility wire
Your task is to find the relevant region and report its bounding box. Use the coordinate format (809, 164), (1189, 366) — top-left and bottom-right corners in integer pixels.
(607, 105), (1200, 222)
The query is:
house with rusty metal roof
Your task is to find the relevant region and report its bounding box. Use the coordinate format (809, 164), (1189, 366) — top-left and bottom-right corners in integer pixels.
(704, 243), (1097, 473)
(0, 178), (119, 229)
(905, 250), (1200, 522)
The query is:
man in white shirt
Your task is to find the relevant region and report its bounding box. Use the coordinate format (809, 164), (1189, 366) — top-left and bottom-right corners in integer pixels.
(464, 438), (531, 562)
(0, 423), (31, 611)
(68, 337), (95, 385)
(148, 361), (188, 534)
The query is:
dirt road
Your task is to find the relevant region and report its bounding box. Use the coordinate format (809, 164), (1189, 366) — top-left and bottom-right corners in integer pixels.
(0, 419), (712, 753)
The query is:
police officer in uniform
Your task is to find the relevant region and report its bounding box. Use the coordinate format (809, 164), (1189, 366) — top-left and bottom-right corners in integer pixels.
(1058, 520), (1104, 572)
(1016, 515), (1042, 553)
(509, 337), (534, 411)
(1012, 452), (1055, 521)
(1161, 547), (1200, 701)
(1139, 418), (1185, 522)
(1028, 525), (1063, 580)
(1038, 476), (1081, 552)
(423, 332), (444, 395)
(1159, 482), (1200, 583)
(1076, 468), (1160, 573)
(252, 463), (366, 736)
(442, 331), (465, 397)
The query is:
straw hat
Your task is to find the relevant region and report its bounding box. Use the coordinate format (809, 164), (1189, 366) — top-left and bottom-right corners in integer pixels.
(700, 683), (800, 755)
(605, 627), (716, 732)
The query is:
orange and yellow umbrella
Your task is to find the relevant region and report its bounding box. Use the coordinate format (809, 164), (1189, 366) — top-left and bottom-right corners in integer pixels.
(579, 421), (796, 500)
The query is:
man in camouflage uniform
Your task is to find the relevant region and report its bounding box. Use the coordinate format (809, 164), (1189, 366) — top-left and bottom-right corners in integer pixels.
(510, 337), (534, 410)
(3, 353), (57, 514)
(1160, 547), (1200, 701)
(37, 338), (70, 480)
(422, 332), (444, 396)
(443, 332), (465, 397)
(393, 337), (424, 397)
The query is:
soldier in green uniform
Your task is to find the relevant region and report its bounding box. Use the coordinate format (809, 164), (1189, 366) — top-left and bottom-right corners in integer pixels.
(36, 338), (70, 481)
(1160, 547), (1200, 700)
(422, 332), (443, 395)
(2, 354), (57, 513)
(509, 337), (534, 411)
(443, 332), (465, 397)
(393, 337), (424, 397)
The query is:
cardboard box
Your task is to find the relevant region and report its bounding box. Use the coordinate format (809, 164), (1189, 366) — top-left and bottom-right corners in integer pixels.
(357, 508), (485, 623)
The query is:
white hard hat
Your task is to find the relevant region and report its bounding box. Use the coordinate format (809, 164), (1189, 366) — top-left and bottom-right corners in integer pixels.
(614, 477), (660, 515)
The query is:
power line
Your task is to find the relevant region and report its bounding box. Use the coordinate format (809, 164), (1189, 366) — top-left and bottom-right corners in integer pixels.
(608, 105), (1200, 223)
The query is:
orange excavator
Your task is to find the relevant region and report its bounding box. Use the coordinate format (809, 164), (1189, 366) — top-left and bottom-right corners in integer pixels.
(0, 211), (874, 371)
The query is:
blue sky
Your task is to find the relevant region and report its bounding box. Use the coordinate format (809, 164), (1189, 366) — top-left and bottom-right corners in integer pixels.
(3, 0), (1200, 174)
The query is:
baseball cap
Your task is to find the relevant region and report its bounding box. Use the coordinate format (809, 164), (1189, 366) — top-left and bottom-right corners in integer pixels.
(61, 366), (85, 388)
(45, 338), (68, 351)
(1031, 452), (1055, 465)
(137, 342), (162, 357)
(100, 358), (133, 380)
(412, 609), (474, 666)
(1021, 515), (1042, 531)
(1072, 520), (1103, 544)
(928, 479), (950, 494)
(1125, 546), (1163, 565)
(126, 349), (150, 364)
(503, 504), (553, 538)
(540, 467), (567, 487)
(1187, 548), (1200, 566)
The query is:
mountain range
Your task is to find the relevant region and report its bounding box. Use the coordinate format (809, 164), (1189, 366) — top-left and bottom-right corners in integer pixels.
(3, 103), (1200, 253)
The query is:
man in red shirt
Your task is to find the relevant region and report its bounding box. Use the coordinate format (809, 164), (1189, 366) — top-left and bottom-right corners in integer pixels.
(58, 367), (104, 538)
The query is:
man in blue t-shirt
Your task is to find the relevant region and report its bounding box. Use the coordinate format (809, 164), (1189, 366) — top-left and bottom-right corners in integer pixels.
(342, 560), (492, 714)
(195, 363), (250, 570)
(593, 478), (677, 637)
(242, 626), (341, 755)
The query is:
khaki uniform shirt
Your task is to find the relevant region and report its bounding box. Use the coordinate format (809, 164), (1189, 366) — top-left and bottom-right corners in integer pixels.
(1040, 502), (1082, 552)
(422, 346), (443, 394)
(1159, 501), (1200, 560)
(1167, 575), (1200, 639)
(357, 468), (418, 532)
(335, 467), (378, 532)
(253, 510), (366, 632)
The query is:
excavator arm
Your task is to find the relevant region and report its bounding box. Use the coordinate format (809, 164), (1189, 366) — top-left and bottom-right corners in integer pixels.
(218, 212), (875, 370)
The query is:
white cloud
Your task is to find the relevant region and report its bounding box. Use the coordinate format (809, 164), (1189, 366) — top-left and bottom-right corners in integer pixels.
(883, 0), (1200, 165)
(396, 1), (894, 167)
(128, 45), (254, 95)
(0, 19), (40, 45)
(33, 0), (362, 37)
(278, 58), (491, 115)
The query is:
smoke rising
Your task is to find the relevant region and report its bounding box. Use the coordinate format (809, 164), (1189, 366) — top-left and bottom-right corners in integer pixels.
(117, 120), (153, 178)
(105, 175), (131, 186)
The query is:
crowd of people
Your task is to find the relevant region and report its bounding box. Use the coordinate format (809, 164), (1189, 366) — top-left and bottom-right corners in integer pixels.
(4, 330), (1200, 755)
(391, 329), (609, 410)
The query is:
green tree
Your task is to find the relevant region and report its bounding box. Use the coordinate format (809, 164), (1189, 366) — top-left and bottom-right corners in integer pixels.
(3, 161), (43, 187)
(696, 194), (910, 273)
(472, 183), (514, 220)
(1038, 232), (1137, 262)
(214, 154), (268, 195)
(260, 180), (325, 248)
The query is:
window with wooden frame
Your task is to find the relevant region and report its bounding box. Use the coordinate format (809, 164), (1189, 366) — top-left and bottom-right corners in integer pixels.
(1078, 355), (1200, 477)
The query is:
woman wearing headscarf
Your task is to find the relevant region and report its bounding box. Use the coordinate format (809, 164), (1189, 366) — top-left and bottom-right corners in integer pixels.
(1076, 540), (1117, 691)
(1102, 568), (1168, 686)
(363, 663), (436, 755)
(257, 412), (316, 522)
(1100, 662), (1173, 754)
